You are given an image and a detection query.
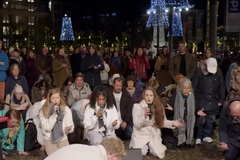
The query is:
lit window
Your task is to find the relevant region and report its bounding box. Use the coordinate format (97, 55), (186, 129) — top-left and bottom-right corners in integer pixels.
(16, 0), (22, 1)
(48, 1), (51, 11)
(28, 0), (34, 2)
(28, 16), (35, 25)
(15, 15), (22, 23)
(28, 5), (34, 11)
(3, 15), (9, 23)
(3, 26), (10, 35)
(3, 38), (9, 47)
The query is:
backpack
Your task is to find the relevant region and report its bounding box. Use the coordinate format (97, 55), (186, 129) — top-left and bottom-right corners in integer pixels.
(24, 119), (41, 151)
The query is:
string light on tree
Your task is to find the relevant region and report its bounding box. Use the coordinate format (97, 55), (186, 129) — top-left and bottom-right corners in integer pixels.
(146, 0), (169, 28)
(166, 0), (193, 36)
(60, 14), (75, 41)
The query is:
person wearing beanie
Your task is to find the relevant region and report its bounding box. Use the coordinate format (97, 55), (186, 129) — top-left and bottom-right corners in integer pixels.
(4, 84), (31, 121)
(192, 57), (225, 145)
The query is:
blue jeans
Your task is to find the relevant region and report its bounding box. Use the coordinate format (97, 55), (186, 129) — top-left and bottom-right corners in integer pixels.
(196, 114), (216, 139)
(224, 143), (240, 160)
(123, 124), (133, 140)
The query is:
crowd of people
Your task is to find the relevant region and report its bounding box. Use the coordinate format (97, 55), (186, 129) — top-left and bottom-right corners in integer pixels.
(0, 39), (240, 160)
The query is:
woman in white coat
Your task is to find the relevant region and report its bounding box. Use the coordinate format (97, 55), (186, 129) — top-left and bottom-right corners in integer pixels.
(84, 85), (120, 145)
(129, 87), (183, 159)
(39, 88), (74, 155)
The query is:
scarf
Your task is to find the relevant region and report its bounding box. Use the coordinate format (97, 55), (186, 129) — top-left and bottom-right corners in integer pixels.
(96, 103), (107, 136)
(174, 90), (195, 145)
(49, 104), (64, 144)
(10, 56), (23, 63)
(111, 56), (121, 72)
(6, 124), (20, 144)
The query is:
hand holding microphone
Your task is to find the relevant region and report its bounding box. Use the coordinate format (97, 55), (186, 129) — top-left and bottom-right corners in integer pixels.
(53, 104), (59, 115)
(144, 107), (151, 119)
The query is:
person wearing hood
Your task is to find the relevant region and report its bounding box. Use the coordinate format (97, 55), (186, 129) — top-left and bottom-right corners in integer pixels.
(31, 79), (50, 104)
(81, 44), (104, 90)
(44, 137), (126, 160)
(192, 57), (225, 145)
(4, 84), (31, 121)
(8, 49), (26, 76)
(68, 73), (92, 106)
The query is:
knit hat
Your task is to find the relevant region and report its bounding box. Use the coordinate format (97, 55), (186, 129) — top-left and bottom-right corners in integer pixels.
(14, 84), (23, 93)
(9, 47), (14, 53)
(109, 73), (124, 85)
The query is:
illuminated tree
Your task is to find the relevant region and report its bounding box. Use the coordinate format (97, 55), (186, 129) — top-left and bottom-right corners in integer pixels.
(60, 15), (75, 41)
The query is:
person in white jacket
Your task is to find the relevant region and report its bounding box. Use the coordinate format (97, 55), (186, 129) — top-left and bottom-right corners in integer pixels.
(129, 87), (183, 159)
(44, 137), (126, 160)
(84, 85), (120, 145)
(100, 56), (110, 84)
(39, 88), (74, 155)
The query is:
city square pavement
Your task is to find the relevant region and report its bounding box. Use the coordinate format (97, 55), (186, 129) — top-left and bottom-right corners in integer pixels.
(6, 137), (225, 160)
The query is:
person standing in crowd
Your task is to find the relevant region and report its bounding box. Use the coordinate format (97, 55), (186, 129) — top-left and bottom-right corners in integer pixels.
(130, 87), (183, 159)
(0, 109), (28, 158)
(68, 73), (91, 106)
(228, 52), (240, 98)
(100, 55), (110, 84)
(24, 50), (38, 89)
(192, 57), (225, 144)
(81, 44), (104, 90)
(35, 47), (53, 78)
(109, 50), (124, 76)
(20, 46), (27, 59)
(123, 48), (132, 78)
(44, 137), (126, 160)
(9, 49), (27, 76)
(129, 47), (150, 83)
(5, 64), (29, 95)
(155, 46), (172, 86)
(52, 48), (72, 88)
(219, 99), (240, 160)
(84, 85), (120, 145)
(0, 40), (9, 101)
(70, 46), (82, 76)
(39, 88), (74, 155)
(169, 41), (196, 79)
(125, 75), (142, 103)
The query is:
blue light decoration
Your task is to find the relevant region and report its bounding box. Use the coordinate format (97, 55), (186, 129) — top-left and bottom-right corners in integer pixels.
(60, 15), (75, 41)
(146, 0), (169, 28)
(166, 0), (194, 36)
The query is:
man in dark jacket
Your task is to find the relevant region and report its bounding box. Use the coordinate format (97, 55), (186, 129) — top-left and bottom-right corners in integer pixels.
(110, 74), (133, 140)
(70, 46), (82, 76)
(192, 57), (225, 145)
(219, 98), (240, 160)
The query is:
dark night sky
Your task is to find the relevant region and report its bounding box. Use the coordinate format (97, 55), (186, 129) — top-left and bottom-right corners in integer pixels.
(139, 0), (225, 26)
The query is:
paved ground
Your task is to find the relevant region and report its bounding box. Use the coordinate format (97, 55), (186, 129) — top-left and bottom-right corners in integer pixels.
(6, 130), (225, 160)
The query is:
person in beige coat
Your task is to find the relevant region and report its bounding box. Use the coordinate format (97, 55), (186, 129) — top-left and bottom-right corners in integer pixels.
(154, 46), (172, 86)
(44, 137), (126, 160)
(100, 56), (110, 84)
(129, 87), (183, 159)
(52, 48), (72, 88)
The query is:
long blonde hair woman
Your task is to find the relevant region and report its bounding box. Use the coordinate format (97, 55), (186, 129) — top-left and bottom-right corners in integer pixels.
(40, 88), (74, 155)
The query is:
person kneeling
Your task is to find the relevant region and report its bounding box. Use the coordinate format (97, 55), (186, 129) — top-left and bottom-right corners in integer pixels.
(129, 87), (183, 159)
(0, 109), (28, 158)
(44, 137), (126, 160)
(219, 98), (240, 160)
(84, 85), (120, 145)
(39, 88), (74, 155)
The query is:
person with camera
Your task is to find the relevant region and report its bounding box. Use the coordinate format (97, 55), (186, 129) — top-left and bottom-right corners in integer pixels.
(84, 85), (120, 145)
(129, 87), (183, 159)
(4, 84), (31, 121)
(0, 109), (28, 159)
(39, 88), (74, 155)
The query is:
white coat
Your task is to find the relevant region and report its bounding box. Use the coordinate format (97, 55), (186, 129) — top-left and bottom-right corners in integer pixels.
(25, 99), (46, 145)
(129, 100), (175, 159)
(83, 103), (120, 136)
(44, 144), (107, 160)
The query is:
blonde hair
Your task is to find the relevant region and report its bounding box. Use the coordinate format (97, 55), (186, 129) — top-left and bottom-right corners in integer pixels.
(41, 88), (66, 118)
(101, 137), (126, 158)
(146, 77), (159, 89)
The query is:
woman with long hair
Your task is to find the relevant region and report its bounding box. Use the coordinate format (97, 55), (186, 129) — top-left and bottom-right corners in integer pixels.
(83, 85), (120, 145)
(129, 87), (182, 159)
(39, 88), (74, 155)
(52, 48), (72, 87)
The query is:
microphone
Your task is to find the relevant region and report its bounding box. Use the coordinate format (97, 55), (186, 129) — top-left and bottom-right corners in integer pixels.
(51, 103), (59, 115)
(148, 104), (152, 120)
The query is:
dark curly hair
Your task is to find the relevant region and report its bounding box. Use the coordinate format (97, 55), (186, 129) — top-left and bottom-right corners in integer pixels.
(89, 85), (114, 110)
